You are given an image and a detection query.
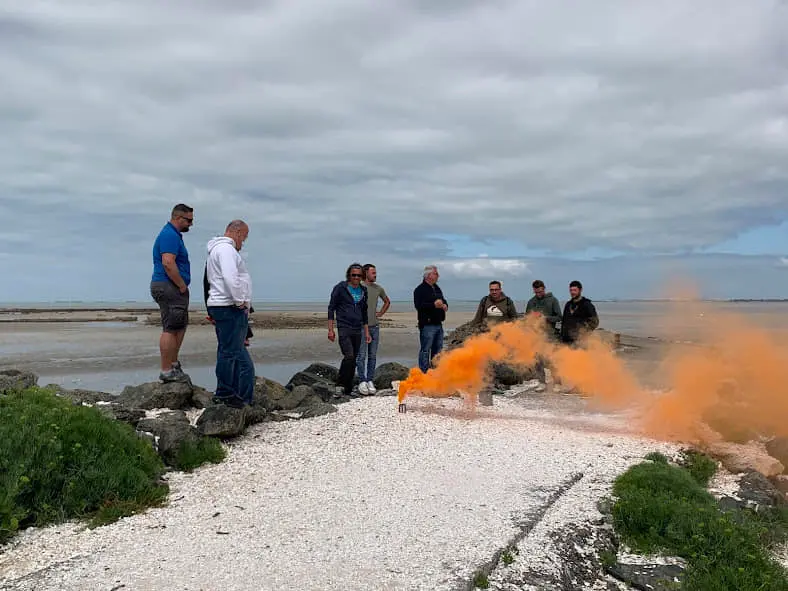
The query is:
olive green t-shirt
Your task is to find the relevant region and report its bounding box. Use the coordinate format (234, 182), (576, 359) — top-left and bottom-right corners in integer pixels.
(363, 281), (387, 327)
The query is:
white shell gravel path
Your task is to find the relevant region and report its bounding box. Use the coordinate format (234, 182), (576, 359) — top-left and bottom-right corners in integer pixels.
(0, 396), (678, 591)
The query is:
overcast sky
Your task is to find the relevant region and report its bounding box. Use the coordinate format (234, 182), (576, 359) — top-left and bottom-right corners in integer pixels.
(1, 0), (787, 303)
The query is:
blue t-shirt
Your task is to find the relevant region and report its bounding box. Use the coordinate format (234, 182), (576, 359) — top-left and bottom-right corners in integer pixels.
(152, 222), (191, 285)
(348, 285), (362, 303)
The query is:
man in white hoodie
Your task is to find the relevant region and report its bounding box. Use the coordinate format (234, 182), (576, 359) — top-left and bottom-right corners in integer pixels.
(205, 220), (254, 408)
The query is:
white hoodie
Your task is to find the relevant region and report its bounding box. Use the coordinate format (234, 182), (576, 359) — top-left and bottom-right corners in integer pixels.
(205, 236), (252, 307)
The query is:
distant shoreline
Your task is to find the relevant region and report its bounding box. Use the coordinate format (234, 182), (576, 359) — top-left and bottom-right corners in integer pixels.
(2, 298), (787, 312)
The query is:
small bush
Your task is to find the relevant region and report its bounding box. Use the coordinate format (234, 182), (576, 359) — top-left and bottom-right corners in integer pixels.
(0, 387), (168, 543)
(611, 457), (788, 590)
(472, 571), (489, 589)
(173, 437), (226, 472)
(501, 549), (515, 565)
(678, 449), (718, 487)
(645, 451), (669, 464)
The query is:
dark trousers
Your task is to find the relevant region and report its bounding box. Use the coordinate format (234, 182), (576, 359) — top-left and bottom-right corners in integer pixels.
(208, 305), (255, 404)
(338, 329), (362, 394)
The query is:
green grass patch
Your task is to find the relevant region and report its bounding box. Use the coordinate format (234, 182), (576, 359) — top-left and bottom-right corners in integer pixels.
(611, 453), (788, 590)
(501, 547), (516, 565)
(172, 436), (226, 472)
(645, 451), (670, 464)
(472, 570), (489, 589)
(0, 387), (168, 543)
(678, 449), (718, 487)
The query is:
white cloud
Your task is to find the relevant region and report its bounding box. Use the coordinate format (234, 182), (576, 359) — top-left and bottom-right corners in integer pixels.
(0, 0), (787, 301)
(440, 258), (530, 279)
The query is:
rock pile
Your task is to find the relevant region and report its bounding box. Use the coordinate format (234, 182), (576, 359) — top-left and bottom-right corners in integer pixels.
(2, 361), (412, 472)
(445, 321), (539, 389)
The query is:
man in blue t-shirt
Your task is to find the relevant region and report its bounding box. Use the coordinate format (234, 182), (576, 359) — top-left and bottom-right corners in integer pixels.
(150, 203), (193, 382)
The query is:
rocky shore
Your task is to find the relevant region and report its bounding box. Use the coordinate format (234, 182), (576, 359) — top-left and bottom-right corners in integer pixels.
(1, 349), (787, 590)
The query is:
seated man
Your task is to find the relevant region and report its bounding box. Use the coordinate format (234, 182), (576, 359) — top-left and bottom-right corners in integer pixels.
(470, 280), (519, 329)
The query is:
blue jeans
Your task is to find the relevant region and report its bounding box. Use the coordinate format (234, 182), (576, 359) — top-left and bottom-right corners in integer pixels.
(418, 324), (443, 373)
(207, 306), (255, 405)
(356, 324), (380, 382)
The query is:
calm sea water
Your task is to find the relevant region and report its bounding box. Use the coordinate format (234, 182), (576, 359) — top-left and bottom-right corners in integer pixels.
(6, 300), (787, 394)
(3, 299), (788, 339)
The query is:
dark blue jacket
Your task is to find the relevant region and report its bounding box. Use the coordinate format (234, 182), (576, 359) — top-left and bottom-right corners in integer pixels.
(413, 280), (447, 329)
(328, 281), (369, 331)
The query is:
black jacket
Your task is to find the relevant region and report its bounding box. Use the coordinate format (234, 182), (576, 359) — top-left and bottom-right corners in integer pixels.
(560, 297), (599, 343)
(413, 281), (447, 329)
(328, 281), (369, 331)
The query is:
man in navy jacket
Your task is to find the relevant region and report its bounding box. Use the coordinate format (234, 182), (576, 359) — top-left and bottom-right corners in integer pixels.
(328, 263), (372, 395)
(413, 265), (448, 372)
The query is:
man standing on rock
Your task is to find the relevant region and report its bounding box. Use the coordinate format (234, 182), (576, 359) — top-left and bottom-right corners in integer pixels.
(560, 280), (599, 346)
(470, 280), (518, 329)
(525, 279), (563, 383)
(356, 263), (391, 396)
(526, 280), (563, 337)
(414, 265), (448, 373)
(150, 203), (194, 383)
(205, 220), (254, 408)
(328, 263), (372, 396)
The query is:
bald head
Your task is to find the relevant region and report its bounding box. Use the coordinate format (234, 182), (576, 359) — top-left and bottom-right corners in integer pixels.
(224, 219), (249, 251)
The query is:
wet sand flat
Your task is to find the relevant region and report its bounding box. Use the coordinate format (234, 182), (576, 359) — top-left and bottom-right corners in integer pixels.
(0, 311), (476, 390)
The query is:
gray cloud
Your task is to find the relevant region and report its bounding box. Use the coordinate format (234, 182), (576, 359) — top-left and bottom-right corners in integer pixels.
(1, 0), (787, 302)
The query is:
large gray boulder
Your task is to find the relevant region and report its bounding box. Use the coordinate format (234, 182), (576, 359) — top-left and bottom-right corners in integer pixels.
(373, 362), (410, 390)
(196, 405), (246, 438)
(117, 381), (194, 410)
(309, 380), (336, 402)
(445, 320), (488, 351)
(0, 369), (38, 394)
(255, 378), (317, 411)
(47, 385), (116, 405)
(294, 401), (338, 419)
(285, 363), (340, 390)
(490, 361), (538, 386)
(136, 410), (199, 465)
(737, 470), (786, 508)
(95, 403), (146, 427)
(766, 437), (788, 473)
(190, 385), (214, 409)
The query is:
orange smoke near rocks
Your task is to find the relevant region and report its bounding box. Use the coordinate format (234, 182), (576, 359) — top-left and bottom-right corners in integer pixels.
(397, 302), (788, 445)
(640, 311), (788, 443)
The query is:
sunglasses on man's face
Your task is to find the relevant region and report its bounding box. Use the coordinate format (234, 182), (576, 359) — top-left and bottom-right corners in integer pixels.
(180, 216), (194, 223)
(350, 273), (362, 278)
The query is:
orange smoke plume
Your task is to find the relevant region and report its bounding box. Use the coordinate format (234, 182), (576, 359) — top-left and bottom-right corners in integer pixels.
(640, 309), (788, 442)
(397, 298), (788, 445)
(397, 314), (547, 404)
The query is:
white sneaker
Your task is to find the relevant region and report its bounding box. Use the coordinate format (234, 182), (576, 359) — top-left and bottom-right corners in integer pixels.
(358, 381), (369, 395)
(366, 381), (377, 394)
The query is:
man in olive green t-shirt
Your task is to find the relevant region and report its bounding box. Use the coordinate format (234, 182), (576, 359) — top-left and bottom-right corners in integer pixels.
(356, 263), (391, 395)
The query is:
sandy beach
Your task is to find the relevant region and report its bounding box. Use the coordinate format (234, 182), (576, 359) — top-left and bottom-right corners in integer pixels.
(0, 394), (681, 591)
(1, 305), (785, 590)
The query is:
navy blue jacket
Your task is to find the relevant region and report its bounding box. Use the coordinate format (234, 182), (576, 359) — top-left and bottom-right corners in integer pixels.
(413, 280), (447, 329)
(328, 281), (369, 331)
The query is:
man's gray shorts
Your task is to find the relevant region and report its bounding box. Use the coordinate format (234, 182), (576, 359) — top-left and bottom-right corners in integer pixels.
(150, 281), (189, 332)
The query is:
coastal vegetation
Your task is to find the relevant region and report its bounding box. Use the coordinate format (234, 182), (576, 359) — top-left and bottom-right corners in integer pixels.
(611, 451), (788, 590)
(1, 386), (182, 543)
